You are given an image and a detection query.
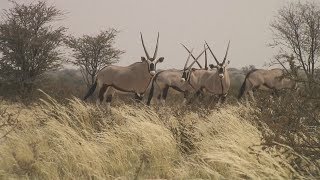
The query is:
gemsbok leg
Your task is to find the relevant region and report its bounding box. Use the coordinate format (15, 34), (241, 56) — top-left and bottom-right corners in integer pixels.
(160, 85), (170, 106)
(182, 91), (189, 104)
(97, 84), (109, 105)
(220, 94), (227, 104)
(248, 90), (256, 103)
(155, 83), (164, 105)
(103, 87), (116, 111)
(135, 93), (143, 102)
(187, 90), (202, 104)
(243, 80), (256, 104)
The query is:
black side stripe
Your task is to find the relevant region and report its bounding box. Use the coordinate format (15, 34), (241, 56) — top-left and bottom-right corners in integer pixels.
(171, 86), (184, 93)
(111, 84), (136, 93)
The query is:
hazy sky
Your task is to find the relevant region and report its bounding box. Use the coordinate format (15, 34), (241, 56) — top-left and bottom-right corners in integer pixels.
(0, 0), (306, 69)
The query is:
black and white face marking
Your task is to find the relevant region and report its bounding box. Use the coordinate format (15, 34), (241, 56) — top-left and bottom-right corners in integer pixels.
(181, 70), (190, 82)
(217, 64), (225, 78)
(181, 71), (187, 82)
(141, 57), (164, 76)
(209, 63), (226, 79)
(149, 62), (155, 74)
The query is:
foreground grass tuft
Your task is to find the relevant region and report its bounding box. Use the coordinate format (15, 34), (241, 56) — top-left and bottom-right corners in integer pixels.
(0, 94), (304, 179)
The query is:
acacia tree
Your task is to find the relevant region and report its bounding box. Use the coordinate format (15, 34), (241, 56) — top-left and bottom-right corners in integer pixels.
(0, 1), (66, 92)
(65, 29), (124, 88)
(270, 2), (320, 90)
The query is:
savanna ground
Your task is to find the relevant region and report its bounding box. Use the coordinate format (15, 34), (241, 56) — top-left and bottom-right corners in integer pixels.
(0, 70), (319, 179)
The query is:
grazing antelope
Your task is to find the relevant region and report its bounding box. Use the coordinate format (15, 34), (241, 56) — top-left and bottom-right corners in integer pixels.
(184, 41), (231, 104)
(146, 46), (206, 106)
(83, 33), (164, 109)
(238, 68), (297, 103)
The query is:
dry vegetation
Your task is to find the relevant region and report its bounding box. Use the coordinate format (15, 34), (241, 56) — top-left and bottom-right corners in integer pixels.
(0, 1), (320, 179)
(0, 91), (317, 179)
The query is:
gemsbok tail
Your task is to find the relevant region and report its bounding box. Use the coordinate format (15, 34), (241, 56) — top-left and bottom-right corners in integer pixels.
(146, 79), (155, 106)
(238, 79), (247, 99)
(147, 72), (163, 106)
(238, 69), (257, 99)
(83, 80), (97, 100)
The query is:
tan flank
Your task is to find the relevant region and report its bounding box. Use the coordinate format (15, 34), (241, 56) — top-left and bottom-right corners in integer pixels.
(238, 68), (297, 103)
(83, 33), (165, 109)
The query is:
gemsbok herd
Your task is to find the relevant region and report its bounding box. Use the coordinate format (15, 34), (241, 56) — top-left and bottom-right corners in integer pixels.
(84, 33), (297, 109)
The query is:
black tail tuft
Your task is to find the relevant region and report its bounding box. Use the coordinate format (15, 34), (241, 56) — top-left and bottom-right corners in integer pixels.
(83, 81), (97, 101)
(147, 80), (155, 106)
(238, 79), (246, 99)
(238, 69), (258, 99)
(147, 71), (163, 106)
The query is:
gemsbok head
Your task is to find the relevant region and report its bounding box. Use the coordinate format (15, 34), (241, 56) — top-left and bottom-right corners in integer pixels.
(140, 32), (164, 76)
(205, 41), (231, 78)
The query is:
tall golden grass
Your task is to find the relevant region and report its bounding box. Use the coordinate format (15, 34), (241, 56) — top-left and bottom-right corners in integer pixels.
(0, 92), (303, 179)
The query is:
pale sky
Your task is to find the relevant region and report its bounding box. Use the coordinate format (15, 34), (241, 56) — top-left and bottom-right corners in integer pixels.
(0, 0), (306, 69)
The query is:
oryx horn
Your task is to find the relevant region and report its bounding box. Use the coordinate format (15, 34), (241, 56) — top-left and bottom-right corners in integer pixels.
(204, 43), (208, 70)
(205, 41), (219, 65)
(140, 32), (151, 60)
(152, 32), (160, 61)
(184, 48), (194, 70)
(181, 44), (203, 69)
(222, 41), (230, 64)
(187, 47), (207, 70)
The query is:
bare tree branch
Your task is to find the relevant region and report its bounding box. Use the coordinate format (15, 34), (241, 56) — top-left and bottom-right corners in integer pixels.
(270, 1), (320, 90)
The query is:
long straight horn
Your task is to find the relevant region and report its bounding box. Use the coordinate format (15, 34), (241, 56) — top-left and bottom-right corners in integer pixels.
(140, 32), (151, 59)
(152, 32), (159, 61)
(181, 44), (203, 68)
(205, 41), (219, 65)
(187, 48), (207, 69)
(204, 44), (208, 70)
(222, 41), (230, 64)
(184, 49), (194, 70)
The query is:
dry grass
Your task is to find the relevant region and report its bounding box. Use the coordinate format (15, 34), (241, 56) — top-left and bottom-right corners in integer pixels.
(0, 92), (306, 179)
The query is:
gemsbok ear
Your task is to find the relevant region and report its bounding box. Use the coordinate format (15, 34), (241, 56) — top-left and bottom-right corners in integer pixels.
(157, 57), (164, 63)
(141, 57), (147, 62)
(223, 61), (230, 67)
(209, 64), (216, 69)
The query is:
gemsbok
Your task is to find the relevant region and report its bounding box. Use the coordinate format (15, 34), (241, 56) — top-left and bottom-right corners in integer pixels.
(83, 33), (165, 109)
(238, 68), (297, 103)
(183, 41), (231, 105)
(146, 46), (206, 106)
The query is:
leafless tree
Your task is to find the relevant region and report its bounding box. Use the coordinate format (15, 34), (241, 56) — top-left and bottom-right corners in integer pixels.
(64, 29), (124, 88)
(264, 3), (320, 175)
(0, 1), (66, 93)
(270, 1), (320, 90)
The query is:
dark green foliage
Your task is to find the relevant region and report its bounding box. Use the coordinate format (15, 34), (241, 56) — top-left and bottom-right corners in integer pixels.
(0, 1), (66, 95)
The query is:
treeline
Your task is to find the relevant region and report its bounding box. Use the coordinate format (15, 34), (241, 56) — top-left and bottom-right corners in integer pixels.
(0, 1), (123, 101)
